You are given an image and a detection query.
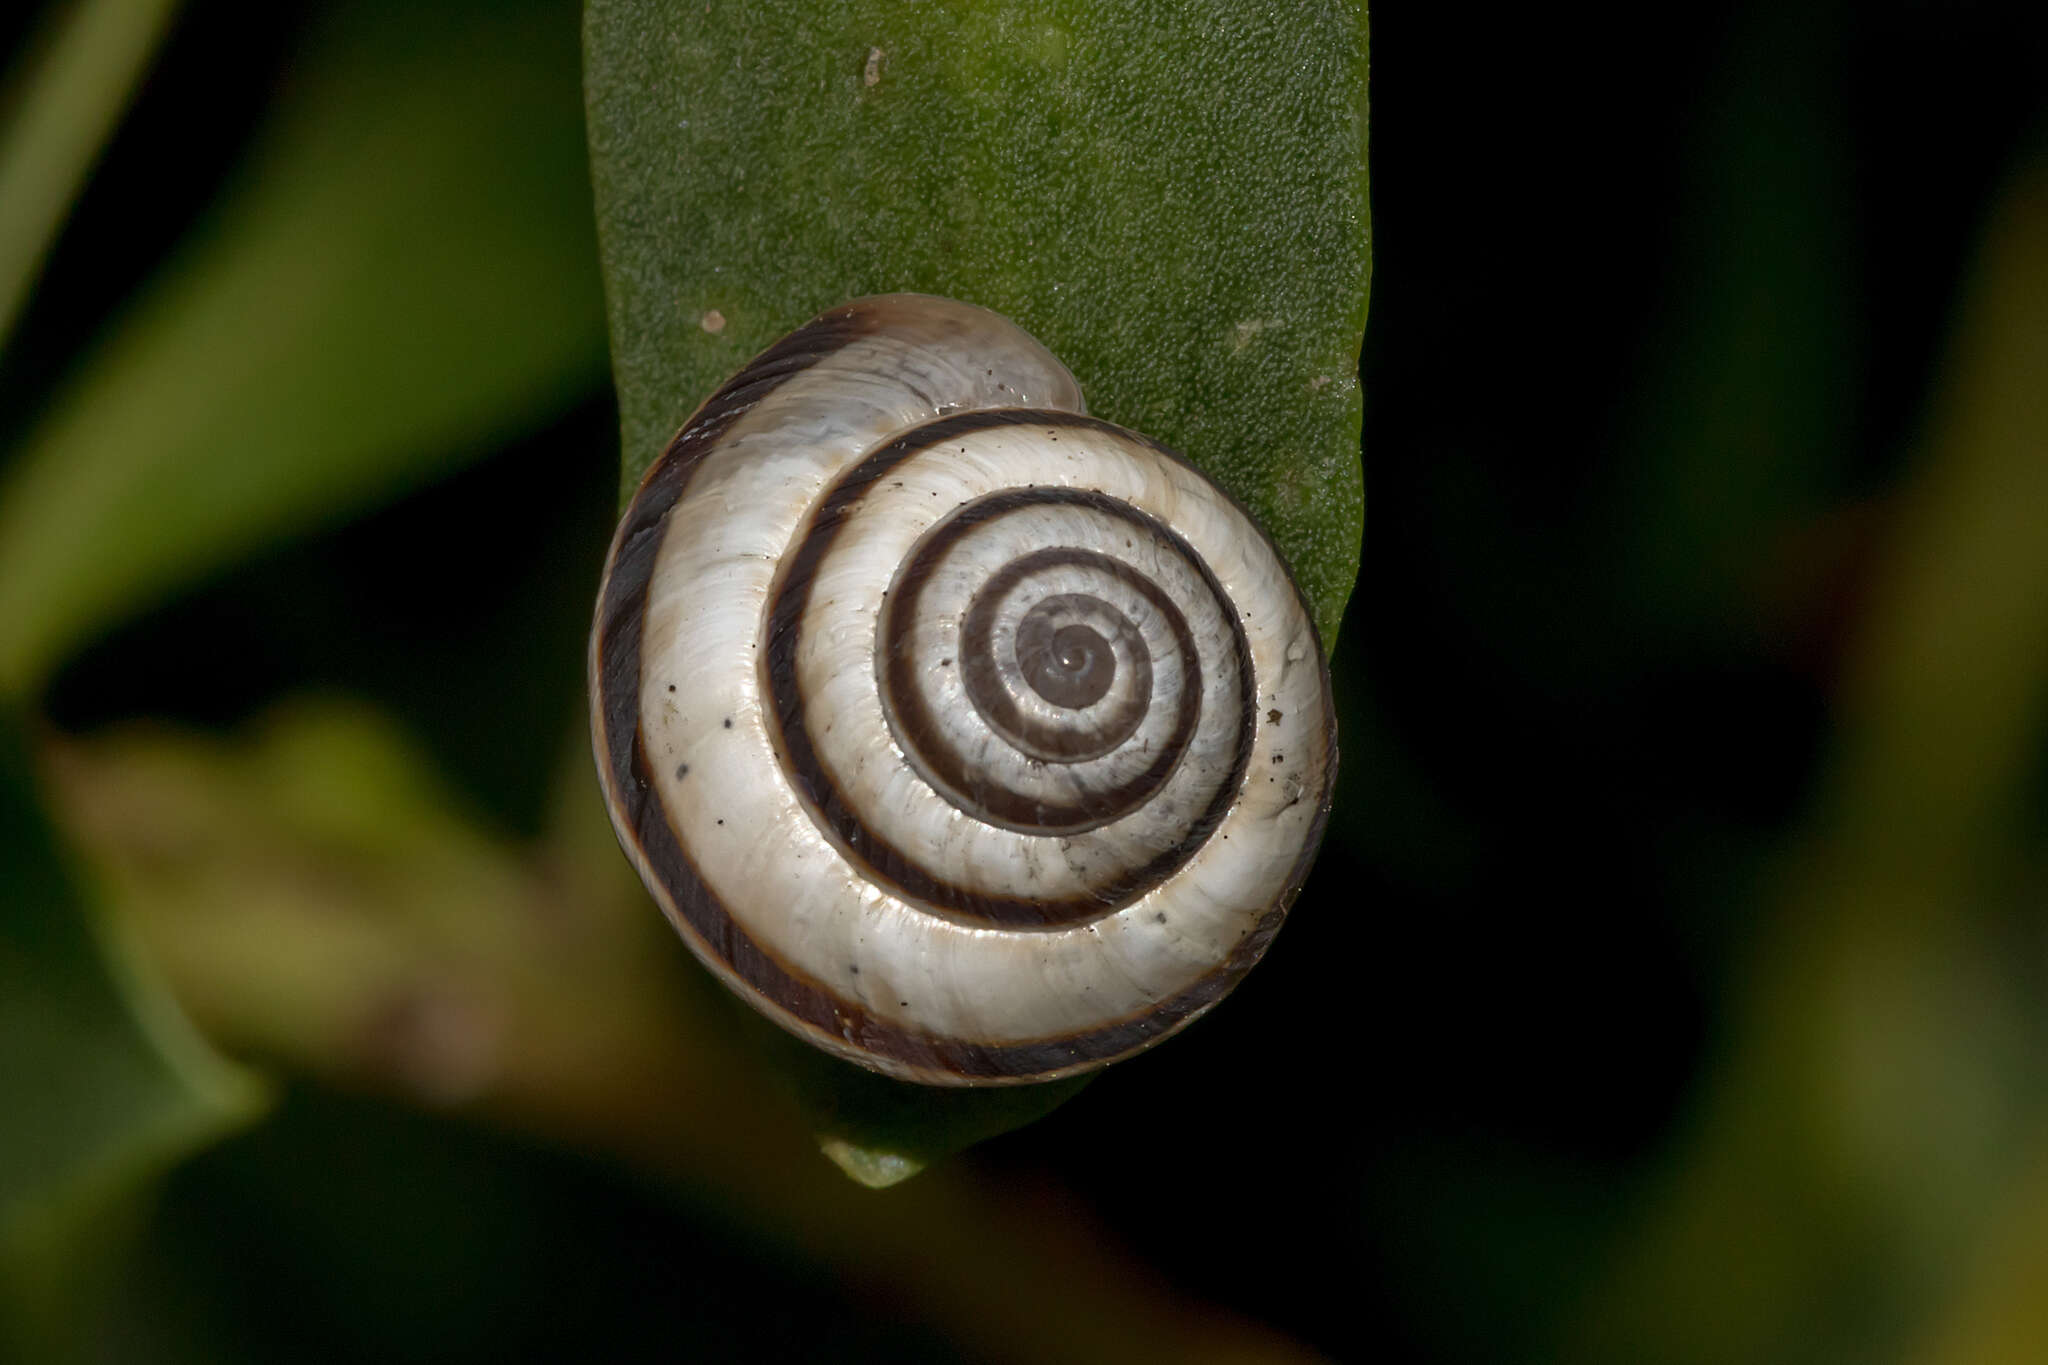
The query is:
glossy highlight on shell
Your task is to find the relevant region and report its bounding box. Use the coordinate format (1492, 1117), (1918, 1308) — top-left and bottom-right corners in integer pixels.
(589, 294), (1337, 1085)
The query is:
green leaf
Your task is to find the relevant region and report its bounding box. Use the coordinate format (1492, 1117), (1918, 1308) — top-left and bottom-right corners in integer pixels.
(585, 0), (1370, 645)
(0, 0), (608, 699)
(0, 0), (181, 345)
(0, 707), (266, 1359)
(585, 0), (1369, 1176)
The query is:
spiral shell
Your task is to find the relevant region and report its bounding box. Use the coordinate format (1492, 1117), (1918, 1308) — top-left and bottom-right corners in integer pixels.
(590, 295), (1336, 1085)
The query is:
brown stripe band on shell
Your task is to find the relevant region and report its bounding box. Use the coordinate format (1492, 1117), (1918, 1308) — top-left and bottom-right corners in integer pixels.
(762, 415), (1256, 927)
(895, 531), (1202, 832)
(956, 548), (1187, 794)
(594, 303), (892, 805)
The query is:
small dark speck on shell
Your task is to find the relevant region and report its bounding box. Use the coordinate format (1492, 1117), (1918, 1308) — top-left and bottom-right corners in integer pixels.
(723, 717), (733, 728)
(1272, 753), (1285, 764)
(675, 763), (690, 779)
(849, 965), (859, 974)
(1154, 912), (1167, 923)
(666, 683), (676, 692)
(1268, 709), (1283, 724)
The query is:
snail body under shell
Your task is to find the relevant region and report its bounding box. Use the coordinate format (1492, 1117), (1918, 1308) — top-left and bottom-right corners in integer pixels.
(590, 294), (1336, 1086)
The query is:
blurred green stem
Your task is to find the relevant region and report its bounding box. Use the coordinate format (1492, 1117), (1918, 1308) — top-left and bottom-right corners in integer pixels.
(1566, 146), (2048, 1364)
(0, 0), (180, 347)
(1906, 1134), (2048, 1365)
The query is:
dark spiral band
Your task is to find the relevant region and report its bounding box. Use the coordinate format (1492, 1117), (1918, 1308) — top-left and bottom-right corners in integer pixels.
(763, 412), (1257, 928)
(892, 518), (1205, 834)
(1007, 596), (1128, 715)
(965, 577), (1152, 761)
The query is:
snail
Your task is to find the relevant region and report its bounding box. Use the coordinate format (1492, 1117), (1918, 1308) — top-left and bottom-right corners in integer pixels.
(589, 294), (1336, 1085)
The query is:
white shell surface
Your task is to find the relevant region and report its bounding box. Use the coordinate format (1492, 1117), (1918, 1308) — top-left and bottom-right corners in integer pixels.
(804, 434), (1247, 895)
(597, 295), (1334, 1083)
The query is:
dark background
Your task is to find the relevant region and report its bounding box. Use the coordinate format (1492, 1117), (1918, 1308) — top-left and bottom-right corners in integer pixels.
(8, 0), (2048, 1361)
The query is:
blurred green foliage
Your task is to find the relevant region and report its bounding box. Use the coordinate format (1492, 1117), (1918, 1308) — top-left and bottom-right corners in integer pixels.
(0, 707), (261, 1362)
(2, 0), (2047, 1362)
(0, 0), (607, 698)
(0, 0), (180, 340)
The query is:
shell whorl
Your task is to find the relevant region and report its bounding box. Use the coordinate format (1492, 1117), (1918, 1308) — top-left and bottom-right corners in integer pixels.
(590, 294), (1336, 1085)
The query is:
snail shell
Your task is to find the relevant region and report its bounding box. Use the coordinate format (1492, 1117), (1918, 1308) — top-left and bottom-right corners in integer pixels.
(590, 295), (1336, 1086)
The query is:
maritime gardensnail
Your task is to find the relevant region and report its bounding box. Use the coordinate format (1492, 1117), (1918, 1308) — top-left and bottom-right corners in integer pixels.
(589, 294), (1336, 1085)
